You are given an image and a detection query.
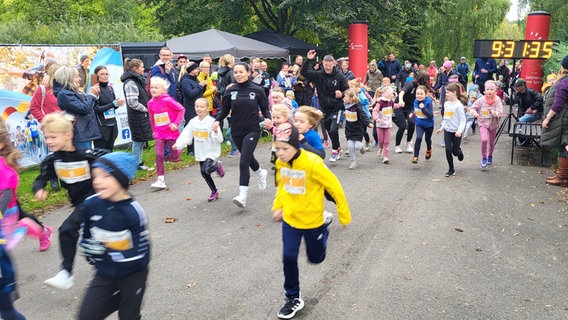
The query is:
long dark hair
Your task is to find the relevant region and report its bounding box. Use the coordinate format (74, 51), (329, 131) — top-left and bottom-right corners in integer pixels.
(413, 73), (435, 94)
(446, 83), (468, 105)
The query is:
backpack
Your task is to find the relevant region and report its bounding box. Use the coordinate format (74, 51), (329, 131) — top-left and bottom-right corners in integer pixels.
(146, 65), (165, 94)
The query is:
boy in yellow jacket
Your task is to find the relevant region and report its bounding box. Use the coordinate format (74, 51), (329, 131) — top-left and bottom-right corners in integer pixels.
(272, 122), (351, 319)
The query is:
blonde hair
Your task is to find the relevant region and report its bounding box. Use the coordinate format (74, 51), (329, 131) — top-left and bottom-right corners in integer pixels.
(0, 119), (22, 171)
(150, 76), (170, 91)
(41, 112), (75, 134)
(272, 103), (292, 120)
(343, 89), (360, 103)
(219, 54), (235, 68)
(42, 63), (61, 88)
(295, 106), (323, 127)
(272, 91), (285, 99)
(54, 66), (81, 93)
(195, 97), (209, 109)
(285, 91), (295, 99)
(272, 87), (284, 94)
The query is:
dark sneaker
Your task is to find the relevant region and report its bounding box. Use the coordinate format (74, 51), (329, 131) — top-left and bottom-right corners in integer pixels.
(457, 150), (464, 161)
(425, 148), (432, 160)
(277, 297), (304, 319)
(445, 170), (455, 177)
(487, 155), (493, 165)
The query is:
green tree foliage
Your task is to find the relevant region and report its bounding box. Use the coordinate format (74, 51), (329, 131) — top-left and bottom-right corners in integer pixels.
(0, 0), (163, 43)
(518, 0), (568, 41)
(420, 0), (509, 63)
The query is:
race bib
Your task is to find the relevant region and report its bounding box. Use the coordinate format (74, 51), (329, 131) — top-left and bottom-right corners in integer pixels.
(443, 110), (455, 119)
(280, 168), (306, 195)
(415, 109), (427, 119)
(54, 160), (91, 184)
(382, 107), (393, 117)
(345, 110), (357, 122)
(481, 107), (491, 119)
(103, 109), (116, 119)
(90, 226), (133, 251)
(154, 112), (171, 126)
(193, 129), (210, 141)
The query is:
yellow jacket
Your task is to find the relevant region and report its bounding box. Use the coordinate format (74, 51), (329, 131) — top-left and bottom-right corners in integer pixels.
(197, 71), (217, 112)
(272, 150), (351, 229)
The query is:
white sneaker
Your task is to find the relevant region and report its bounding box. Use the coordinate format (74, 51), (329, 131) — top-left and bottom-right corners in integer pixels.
(323, 210), (333, 225)
(232, 193), (247, 208)
(395, 146), (402, 153)
(348, 161), (357, 169)
(151, 179), (167, 190)
(366, 142), (372, 151)
(257, 169), (267, 190)
(383, 157), (390, 164)
(360, 144), (366, 154)
(138, 164), (154, 171)
(44, 269), (74, 290)
(406, 142), (414, 153)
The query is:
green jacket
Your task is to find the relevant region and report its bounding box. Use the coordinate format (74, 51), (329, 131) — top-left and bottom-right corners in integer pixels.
(541, 75), (568, 147)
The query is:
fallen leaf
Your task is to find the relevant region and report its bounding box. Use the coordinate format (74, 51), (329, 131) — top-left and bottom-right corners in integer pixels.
(165, 217), (177, 223)
(186, 197), (192, 201)
(455, 228), (464, 232)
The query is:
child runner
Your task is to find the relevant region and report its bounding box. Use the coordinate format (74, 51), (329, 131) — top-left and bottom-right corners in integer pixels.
(469, 80), (503, 169)
(147, 76), (185, 190)
(272, 123), (351, 319)
(372, 87), (395, 164)
(173, 98), (225, 202)
(270, 104), (295, 165)
(435, 83), (467, 177)
(343, 89), (373, 169)
(409, 85), (435, 164)
(285, 91), (299, 109)
(0, 119), (28, 320)
(77, 152), (150, 320)
(34, 112), (107, 289)
(463, 91), (478, 141)
(293, 106), (325, 159)
(349, 79), (372, 150)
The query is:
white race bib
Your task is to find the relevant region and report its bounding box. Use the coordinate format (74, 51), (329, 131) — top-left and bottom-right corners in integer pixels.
(344, 110), (357, 122)
(54, 160), (91, 184)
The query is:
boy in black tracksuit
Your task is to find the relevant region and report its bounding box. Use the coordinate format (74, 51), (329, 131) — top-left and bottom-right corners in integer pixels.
(33, 112), (107, 290)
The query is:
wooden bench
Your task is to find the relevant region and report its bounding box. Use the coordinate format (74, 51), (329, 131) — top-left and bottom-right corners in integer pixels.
(509, 121), (545, 165)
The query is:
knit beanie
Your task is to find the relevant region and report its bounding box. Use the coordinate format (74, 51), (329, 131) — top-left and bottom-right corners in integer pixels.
(562, 55), (568, 70)
(92, 152), (138, 190)
(274, 122), (300, 149)
(186, 62), (199, 74)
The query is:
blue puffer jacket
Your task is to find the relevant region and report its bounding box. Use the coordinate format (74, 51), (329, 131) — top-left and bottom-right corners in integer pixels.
(53, 80), (101, 143)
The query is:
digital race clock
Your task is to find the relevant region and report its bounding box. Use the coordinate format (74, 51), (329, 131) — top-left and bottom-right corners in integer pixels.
(473, 40), (558, 59)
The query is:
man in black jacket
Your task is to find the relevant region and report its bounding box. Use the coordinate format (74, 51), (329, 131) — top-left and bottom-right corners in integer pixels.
(301, 50), (349, 162)
(512, 78), (543, 123)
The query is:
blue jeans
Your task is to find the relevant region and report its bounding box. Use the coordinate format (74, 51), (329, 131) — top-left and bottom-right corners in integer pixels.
(75, 140), (92, 151)
(132, 141), (145, 165)
(518, 113), (541, 123)
(282, 221), (329, 298)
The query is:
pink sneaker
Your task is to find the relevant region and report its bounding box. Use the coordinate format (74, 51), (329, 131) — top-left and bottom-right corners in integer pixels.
(216, 161), (225, 177)
(39, 225), (52, 251)
(208, 191), (219, 202)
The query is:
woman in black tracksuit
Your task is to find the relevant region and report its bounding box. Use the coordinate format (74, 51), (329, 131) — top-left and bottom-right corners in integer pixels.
(93, 66), (123, 151)
(213, 62), (272, 208)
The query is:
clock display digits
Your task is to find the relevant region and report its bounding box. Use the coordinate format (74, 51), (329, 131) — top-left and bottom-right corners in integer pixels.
(503, 41), (515, 58)
(542, 41), (553, 59)
(528, 41), (541, 58)
(491, 41), (503, 58)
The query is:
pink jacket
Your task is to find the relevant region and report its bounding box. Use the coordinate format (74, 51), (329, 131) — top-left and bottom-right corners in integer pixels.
(469, 96), (503, 130)
(148, 94), (185, 140)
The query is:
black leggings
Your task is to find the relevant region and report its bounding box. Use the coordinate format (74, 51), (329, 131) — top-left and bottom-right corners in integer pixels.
(323, 110), (342, 150)
(59, 205), (84, 273)
(443, 130), (463, 171)
(394, 108), (415, 146)
(199, 160), (217, 192)
(232, 131), (261, 187)
(414, 125), (433, 157)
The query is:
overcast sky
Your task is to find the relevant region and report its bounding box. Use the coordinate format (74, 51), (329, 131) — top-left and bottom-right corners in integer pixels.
(506, 0), (527, 21)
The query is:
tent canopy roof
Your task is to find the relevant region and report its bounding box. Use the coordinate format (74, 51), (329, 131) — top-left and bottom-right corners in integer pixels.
(244, 29), (326, 56)
(166, 29), (289, 60)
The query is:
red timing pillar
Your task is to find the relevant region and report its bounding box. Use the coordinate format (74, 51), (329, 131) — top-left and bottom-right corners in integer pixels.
(348, 21), (368, 82)
(520, 12), (551, 91)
